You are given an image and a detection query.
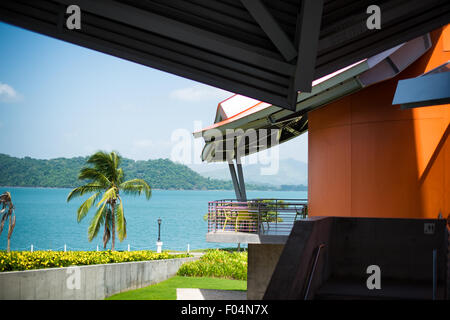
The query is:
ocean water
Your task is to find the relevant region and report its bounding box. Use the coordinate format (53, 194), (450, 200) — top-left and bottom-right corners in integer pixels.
(0, 187), (307, 252)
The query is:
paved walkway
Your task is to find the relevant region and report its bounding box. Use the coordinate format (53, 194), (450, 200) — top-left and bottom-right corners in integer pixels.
(174, 251), (245, 300)
(177, 288), (247, 300)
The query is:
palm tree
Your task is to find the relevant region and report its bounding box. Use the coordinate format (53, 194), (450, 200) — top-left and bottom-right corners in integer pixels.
(0, 192), (16, 253)
(67, 151), (151, 250)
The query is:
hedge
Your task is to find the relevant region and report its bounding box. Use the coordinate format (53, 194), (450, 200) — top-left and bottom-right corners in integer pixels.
(0, 250), (191, 272)
(177, 249), (247, 280)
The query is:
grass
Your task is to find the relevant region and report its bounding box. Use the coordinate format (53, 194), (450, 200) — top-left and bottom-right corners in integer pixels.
(106, 276), (247, 300)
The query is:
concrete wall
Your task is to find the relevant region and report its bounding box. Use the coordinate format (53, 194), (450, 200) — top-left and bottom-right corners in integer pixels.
(247, 244), (284, 300)
(263, 217), (333, 300)
(0, 257), (197, 300)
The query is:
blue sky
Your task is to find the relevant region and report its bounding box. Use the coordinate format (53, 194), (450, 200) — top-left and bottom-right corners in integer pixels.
(0, 22), (308, 168)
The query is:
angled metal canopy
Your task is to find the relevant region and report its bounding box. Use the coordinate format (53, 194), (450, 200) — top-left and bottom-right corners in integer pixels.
(0, 0), (449, 111)
(195, 33), (433, 162)
(393, 61), (450, 109)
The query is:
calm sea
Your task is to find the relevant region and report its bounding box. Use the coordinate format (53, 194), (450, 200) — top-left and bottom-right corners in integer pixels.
(0, 187), (307, 252)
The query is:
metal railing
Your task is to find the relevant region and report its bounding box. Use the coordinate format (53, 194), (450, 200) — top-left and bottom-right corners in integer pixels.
(304, 243), (326, 300)
(207, 198), (308, 236)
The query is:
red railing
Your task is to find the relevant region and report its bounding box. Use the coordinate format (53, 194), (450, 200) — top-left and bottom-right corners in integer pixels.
(207, 199), (308, 235)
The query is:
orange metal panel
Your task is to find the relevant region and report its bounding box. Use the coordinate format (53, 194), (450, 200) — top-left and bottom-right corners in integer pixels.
(443, 24), (450, 52)
(351, 120), (425, 218)
(308, 25), (450, 219)
(308, 125), (351, 217)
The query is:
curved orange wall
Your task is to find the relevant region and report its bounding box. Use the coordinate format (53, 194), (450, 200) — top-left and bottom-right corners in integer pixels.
(308, 26), (450, 219)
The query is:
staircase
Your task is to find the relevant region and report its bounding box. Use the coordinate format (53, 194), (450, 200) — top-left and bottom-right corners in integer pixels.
(314, 277), (436, 300)
(263, 217), (449, 300)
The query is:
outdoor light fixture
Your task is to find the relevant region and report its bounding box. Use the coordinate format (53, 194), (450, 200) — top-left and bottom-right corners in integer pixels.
(157, 218), (162, 242)
(156, 218), (163, 253)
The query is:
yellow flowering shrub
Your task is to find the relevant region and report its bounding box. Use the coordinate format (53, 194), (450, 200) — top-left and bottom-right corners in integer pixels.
(0, 250), (191, 272)
(177, 249), (247, 280)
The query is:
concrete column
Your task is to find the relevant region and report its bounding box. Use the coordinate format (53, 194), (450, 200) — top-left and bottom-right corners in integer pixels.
(247, 243), (284, 300)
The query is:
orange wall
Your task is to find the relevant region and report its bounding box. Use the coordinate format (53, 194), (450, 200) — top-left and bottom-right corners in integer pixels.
(308, 26), (450, 219)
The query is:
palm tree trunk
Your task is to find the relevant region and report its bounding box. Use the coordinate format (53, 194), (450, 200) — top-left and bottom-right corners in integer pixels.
(103, 223), (108, 249)
(111, 201), (116, 251)
(7, 215), (11, 253)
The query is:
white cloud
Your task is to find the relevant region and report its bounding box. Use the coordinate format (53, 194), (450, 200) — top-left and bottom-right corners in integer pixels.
(0, 82), (21, 103)
(170, 85), (231, 102)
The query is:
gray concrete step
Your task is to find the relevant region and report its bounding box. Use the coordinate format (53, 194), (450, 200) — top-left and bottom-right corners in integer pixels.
(315, 278), (436, 300)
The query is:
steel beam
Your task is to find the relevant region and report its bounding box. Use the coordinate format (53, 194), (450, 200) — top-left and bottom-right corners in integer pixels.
(52, 0), (293, 75)
(228, 160), (247, 202)
(241, 0), (297, 61)
(228, 161), (243, 201)
(292, 0), (324, 94)
(236, 162), (247, 202)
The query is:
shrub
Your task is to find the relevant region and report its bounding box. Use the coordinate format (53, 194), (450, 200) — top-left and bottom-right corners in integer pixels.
(0, 250), (191, 272)
(177, 249), (247, 280)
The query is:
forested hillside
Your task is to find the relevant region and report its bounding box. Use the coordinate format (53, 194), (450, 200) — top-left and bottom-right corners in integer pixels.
(0, 153), (246, 190)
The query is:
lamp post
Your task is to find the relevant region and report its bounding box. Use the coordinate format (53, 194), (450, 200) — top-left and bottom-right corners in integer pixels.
(156, 218), (163, 253)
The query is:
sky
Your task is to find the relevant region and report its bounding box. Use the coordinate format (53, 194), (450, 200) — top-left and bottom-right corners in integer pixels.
(0, 22), (308, 169)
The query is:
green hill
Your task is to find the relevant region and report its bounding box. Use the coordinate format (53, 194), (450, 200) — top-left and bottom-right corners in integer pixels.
(0, 153), (275, 190)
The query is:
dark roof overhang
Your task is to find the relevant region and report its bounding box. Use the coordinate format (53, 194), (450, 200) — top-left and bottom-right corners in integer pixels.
(1, 0), (449, 110)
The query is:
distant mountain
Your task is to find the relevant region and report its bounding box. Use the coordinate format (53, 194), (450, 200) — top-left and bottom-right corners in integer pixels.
(0, 153), (276, 191)
(190, 158), (308, 187)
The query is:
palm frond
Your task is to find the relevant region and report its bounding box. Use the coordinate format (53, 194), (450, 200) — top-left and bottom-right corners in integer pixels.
(110, 151), (122, 183)
(119, 179), (152, 199)
(85, 151), (124, 184)
(111, 151), (121, 169)
(78, 167), (111, 186)
(116, 168), (124, 185)
(77, 192), (101, 223)
(86, 151), (116, 178)
(0, 192), (12, 203)
(96, 187), (117, 208)
(0, 192), (14, 238)
(88, 202), (107, 242)
(116, 197), (126, 241)
(0, 211), (8, 235)
(67, 183), (104, 202)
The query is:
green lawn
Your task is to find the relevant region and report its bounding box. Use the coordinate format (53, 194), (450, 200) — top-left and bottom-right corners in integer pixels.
(106, 276), (247, 300)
